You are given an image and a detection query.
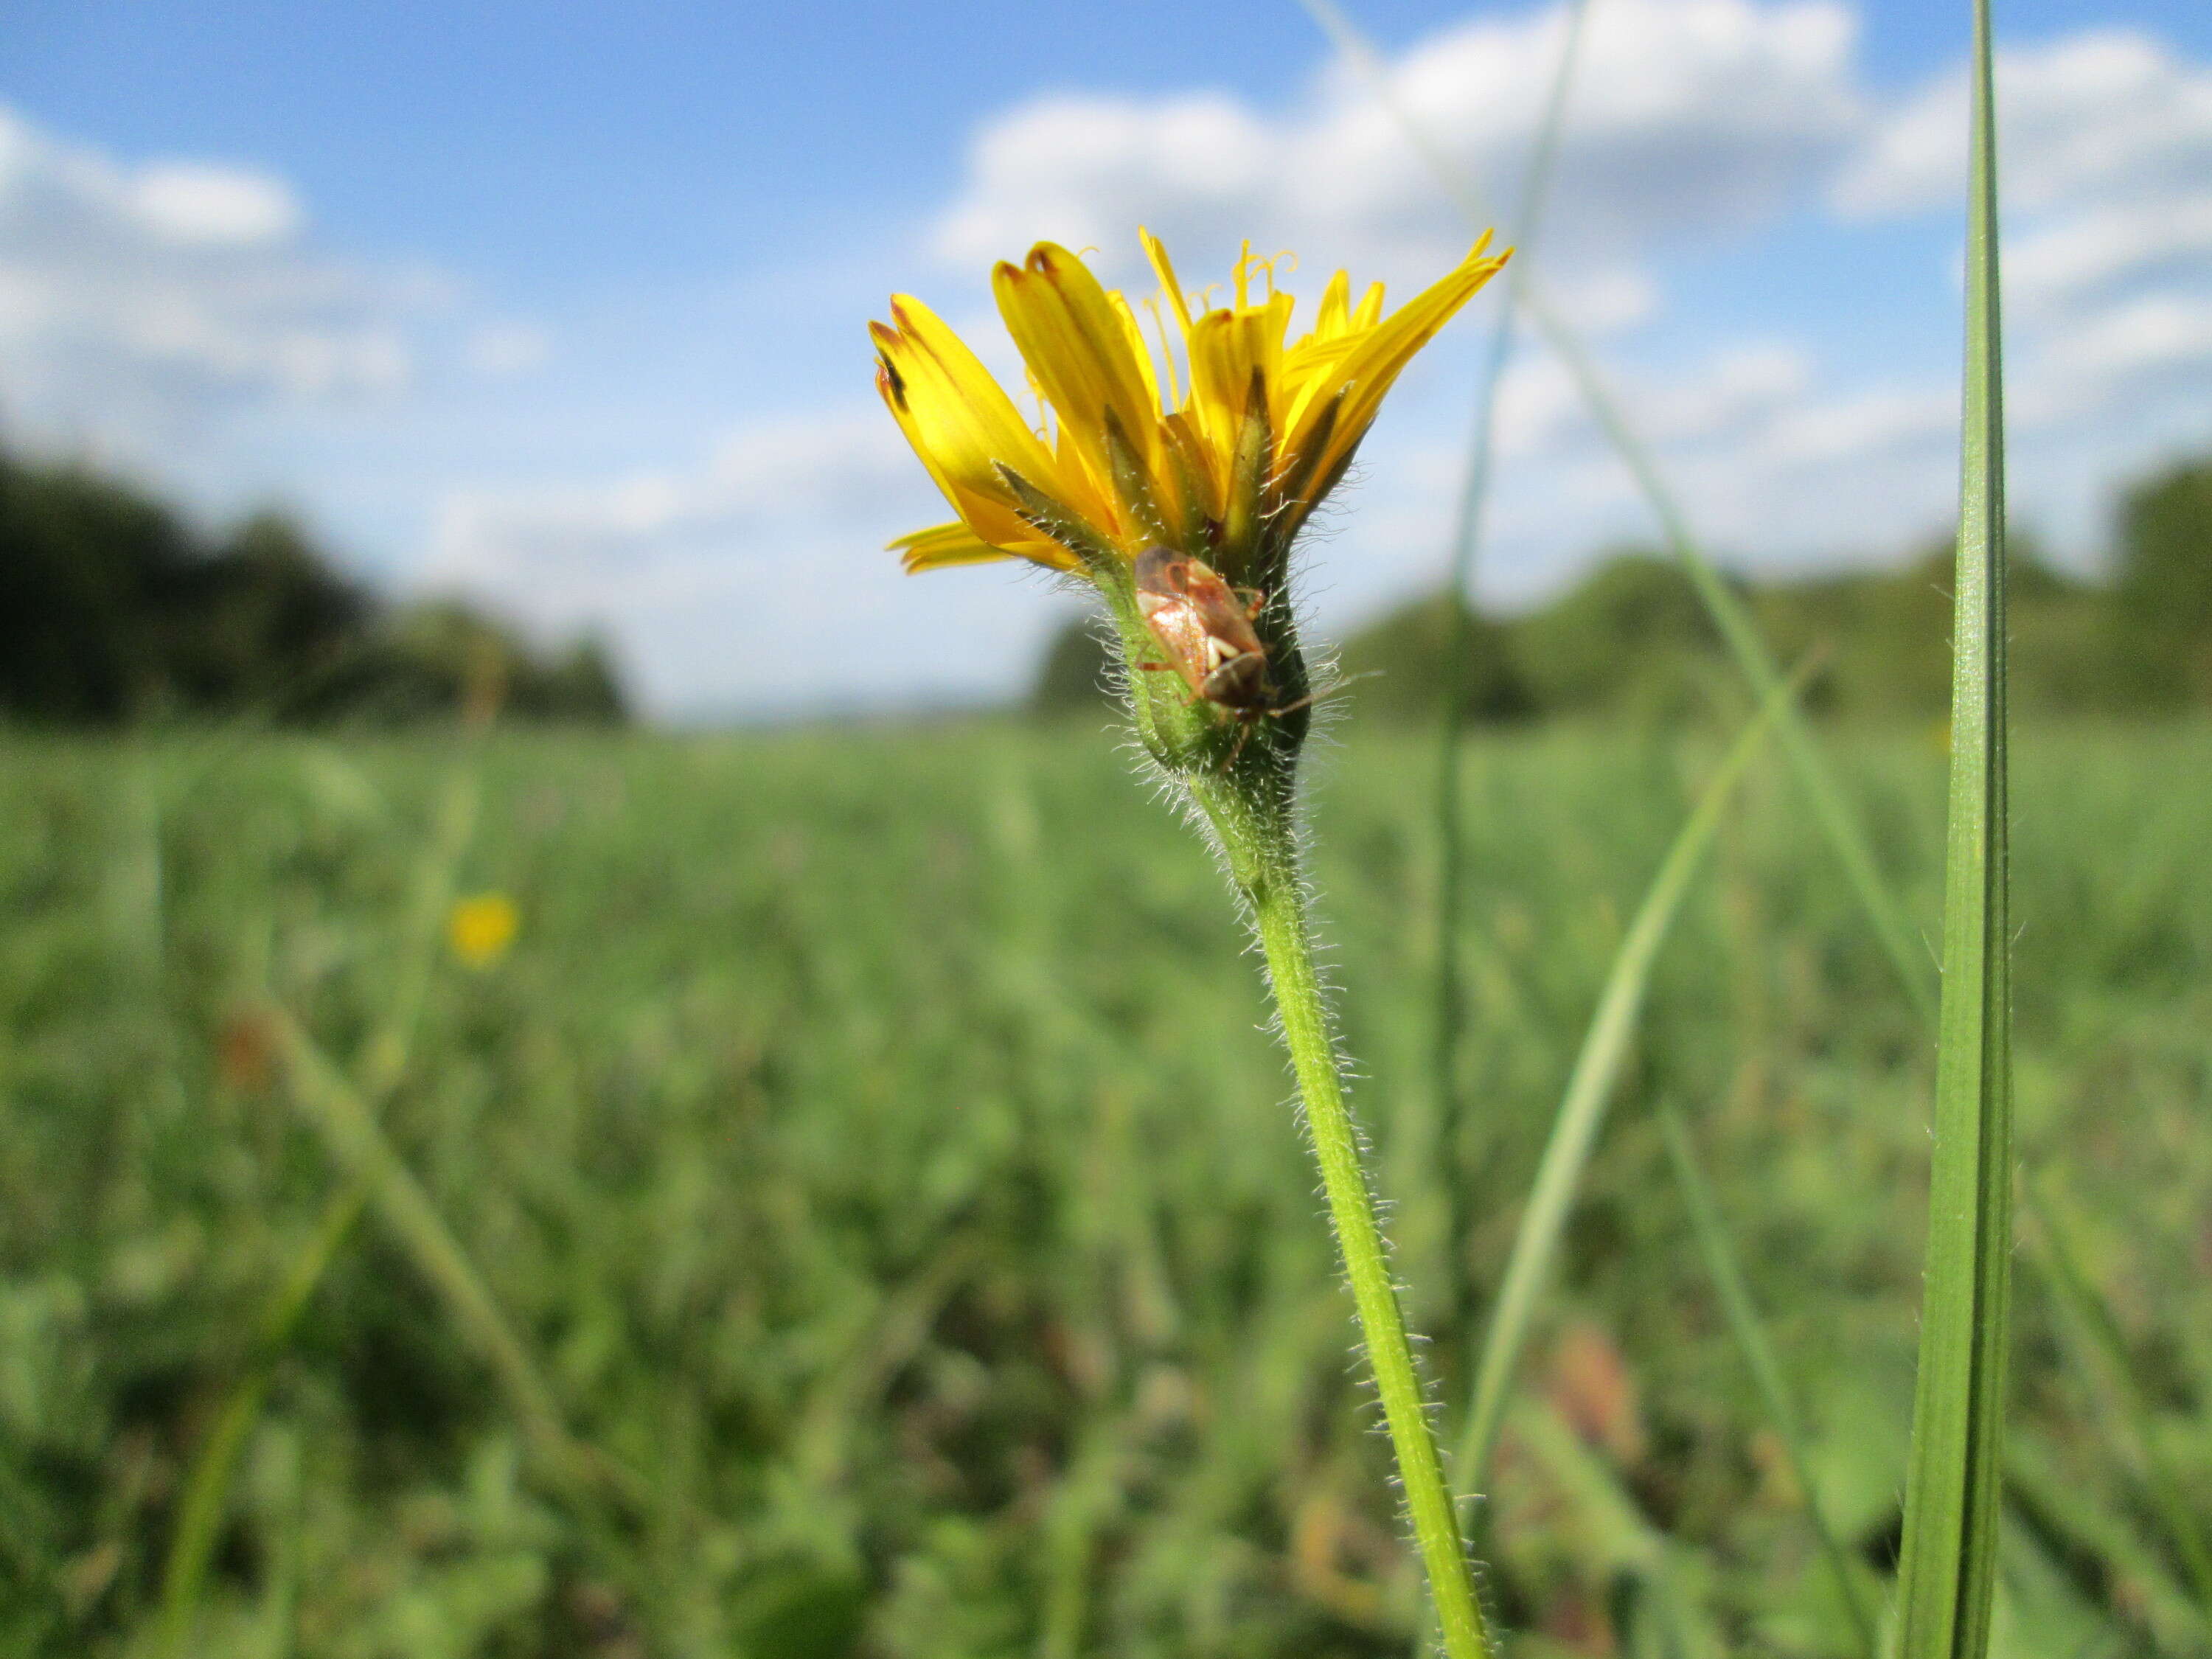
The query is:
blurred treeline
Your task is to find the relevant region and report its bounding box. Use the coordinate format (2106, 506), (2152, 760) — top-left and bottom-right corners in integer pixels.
(0, 444), (627, 726)
(1034, 451), (2212, 723)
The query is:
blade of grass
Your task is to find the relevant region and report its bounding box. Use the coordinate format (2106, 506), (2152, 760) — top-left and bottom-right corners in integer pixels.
(157, 763), (480, 1655)
(1430, 0), (1593, 1336)
(156, 1178), (371, 1655)
(1307, 13), (2163, 1644)
(1293, 0), (1938, 1031)
(1455, 671), (1803, 1499)
(1893, 0), (2011, 1649)
(1655, 1101), (1879, 1658)
(1404, 100), (1603, 1615)
(2007, 1429), (2210, 1652)
(2024, 1176), (2212, 1611)
(1510, 1397), (1724, 1659)
(269, 1004), (648, 1512)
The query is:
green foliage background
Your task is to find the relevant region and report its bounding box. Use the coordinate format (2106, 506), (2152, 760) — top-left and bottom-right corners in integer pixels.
(1034, 454), (2212, 731)
(0, 449), (627, 728)
(7, 719), (2211, 1656)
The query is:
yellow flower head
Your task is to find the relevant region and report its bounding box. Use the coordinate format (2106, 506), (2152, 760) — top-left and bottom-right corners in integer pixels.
(447, 892), (519, 969)
(872, 230), (1509, 583)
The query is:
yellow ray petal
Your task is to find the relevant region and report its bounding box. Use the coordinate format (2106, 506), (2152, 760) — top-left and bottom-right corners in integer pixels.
(1284, 238), (1507, 470)
(992, 243), (1164, 516)
(873, 298), (1089, 554)
(1138, 226), (1194, 338)
(1312, 269), (1354, 339)
(1185, 291), (1295, 457)
(890, 521), (1067, 574)
(1107, 289), (1165, 424)
(874, 354), (1037, 552)
(877, 299), (1057, 487)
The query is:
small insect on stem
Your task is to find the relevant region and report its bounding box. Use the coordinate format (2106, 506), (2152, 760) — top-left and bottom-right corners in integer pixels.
(1135, 547), (1276, 709)
(1134, 546), (1326, 766)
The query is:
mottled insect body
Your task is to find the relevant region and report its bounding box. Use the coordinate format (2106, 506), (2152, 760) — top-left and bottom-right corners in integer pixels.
(1133, 546), (1279, 713)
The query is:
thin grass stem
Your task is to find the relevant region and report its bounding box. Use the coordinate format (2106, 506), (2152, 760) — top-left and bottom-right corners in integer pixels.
(2025, 1178), (2212, 1612)
(1455, 675), (1798, 1500)
(156, 765), (480, 1655)
(1430, 0), (1592, 1335)
(270, 1006), (648, 1512)
(1511, 1397), (1723, 1659)
(1293, 0), (1938, 1030)
(1656, 1102), (1879, 1658)
(156, 1174), (372, 1655)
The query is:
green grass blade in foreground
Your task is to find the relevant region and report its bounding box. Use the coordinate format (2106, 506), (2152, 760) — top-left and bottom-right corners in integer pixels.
(1295, 0), (1938, 1030)
(1657, 1102), (1879, 1658)
(1455, 679), (1798, 1497)
(1893, 1), (2011, 1651)
(1430, 0), (1590, 1327)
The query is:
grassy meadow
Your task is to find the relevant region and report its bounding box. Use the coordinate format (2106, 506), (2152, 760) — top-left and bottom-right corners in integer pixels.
(5, 714), (2211, 1657)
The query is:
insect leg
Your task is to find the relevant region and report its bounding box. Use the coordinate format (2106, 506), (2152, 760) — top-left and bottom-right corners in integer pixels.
(1221, 712), (1259, 773)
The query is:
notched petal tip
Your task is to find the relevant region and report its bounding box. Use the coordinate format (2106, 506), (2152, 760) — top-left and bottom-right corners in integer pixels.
(873, 355), (908, 412)
(886, 296), (937, 337)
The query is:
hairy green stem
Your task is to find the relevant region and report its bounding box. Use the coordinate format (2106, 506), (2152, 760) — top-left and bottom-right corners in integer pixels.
(1194, 776), (1492, 1659)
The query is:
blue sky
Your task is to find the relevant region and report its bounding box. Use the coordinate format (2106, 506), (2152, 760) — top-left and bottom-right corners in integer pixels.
(7, 0), (2212, 714)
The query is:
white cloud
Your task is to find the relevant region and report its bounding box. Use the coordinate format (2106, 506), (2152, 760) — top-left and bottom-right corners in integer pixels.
(423, 409), (1087, 714)
(431, 412), (919, 593)
(933, 0), (1860, 296)
(129, 161), (302, 246)
(2020, 292), (2212, 419)
(464, 321), (551, 378)
(2008, 198), (2212, 321)
(1834, 26), (2212, 459)
(0, 104), (439, 453)
(1835, 29), (2212, 217)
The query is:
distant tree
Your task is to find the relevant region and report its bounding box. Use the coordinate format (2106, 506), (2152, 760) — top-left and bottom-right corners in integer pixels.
(2112, 455), (2212, 706)
(1506, 552), (1726, 723)
(1329, 534), (2141, 727)
(171, 509), (377, 711)
(0, 443), (630, 726)
(1335, 591), (1534, 724)
(1751, 546), (1953, 718)
(1029, 619), (1118, 715)
(528, 637), (628, 723)
(312, 602), (629, 725)
(0, 454), (199, 720)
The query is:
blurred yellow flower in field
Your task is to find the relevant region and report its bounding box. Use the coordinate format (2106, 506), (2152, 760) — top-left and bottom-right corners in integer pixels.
(448, 893), (519, 968)
(872, 229), (1508, 582)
